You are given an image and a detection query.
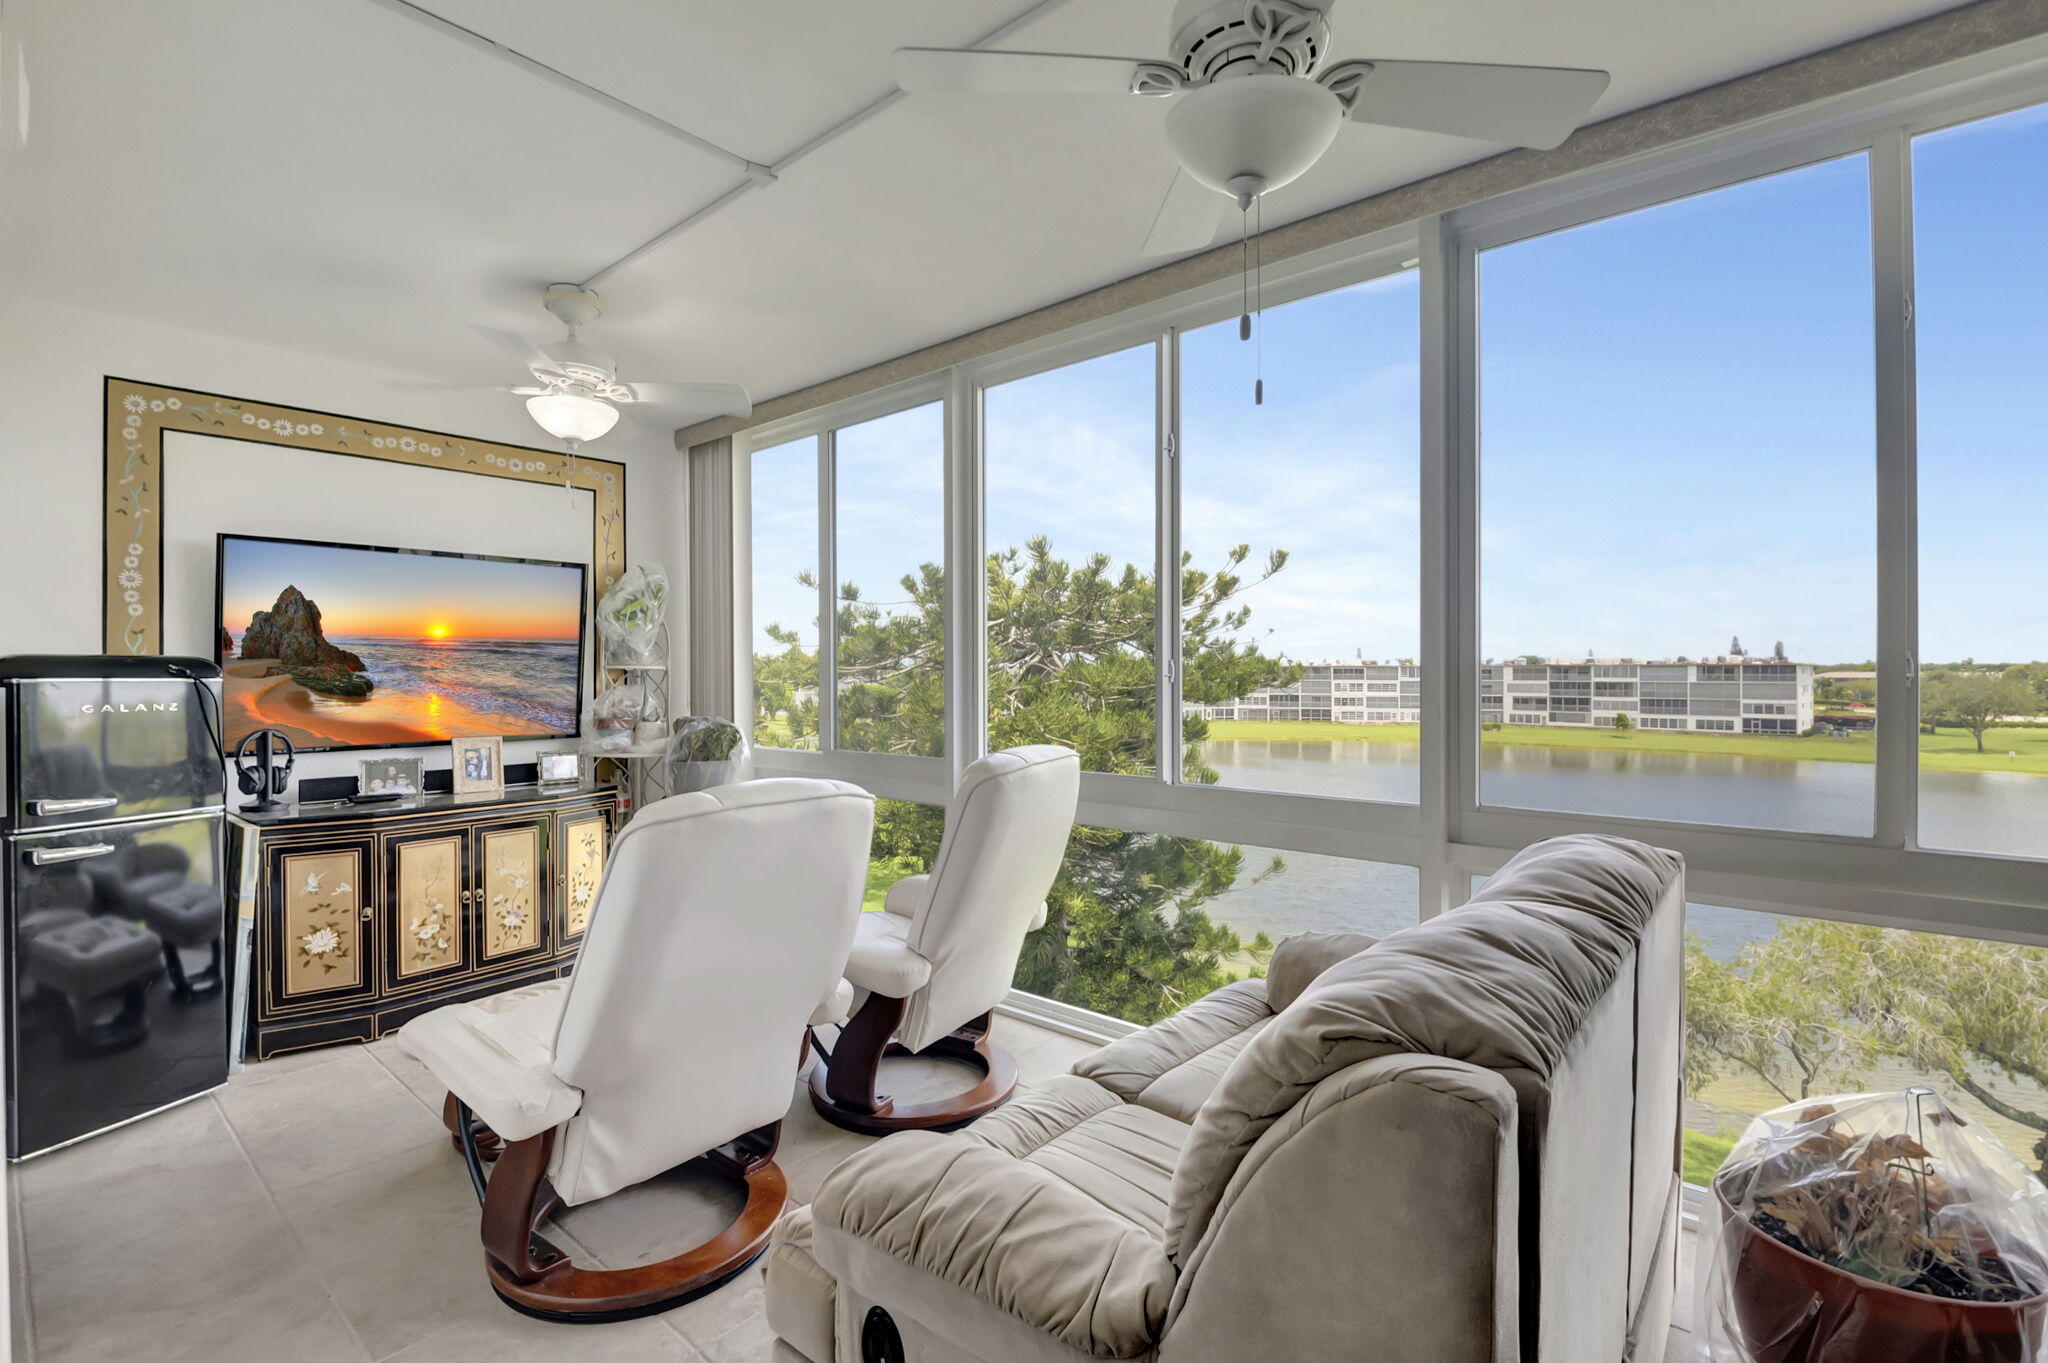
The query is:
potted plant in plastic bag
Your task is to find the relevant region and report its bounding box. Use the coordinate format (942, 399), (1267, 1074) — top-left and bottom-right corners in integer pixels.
(1700, 1088), (2048, 1363)
(595, 564), (668, 667)
(664, 716), (751, 795)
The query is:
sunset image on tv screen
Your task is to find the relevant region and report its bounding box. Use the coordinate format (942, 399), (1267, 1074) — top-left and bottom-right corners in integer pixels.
(217, 536), (586, 752)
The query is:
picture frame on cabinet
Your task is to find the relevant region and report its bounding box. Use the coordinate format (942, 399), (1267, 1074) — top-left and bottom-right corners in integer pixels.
(536, 749), (584, 785)
(357, 755), (424, 798)
(451, 736), (504, 795)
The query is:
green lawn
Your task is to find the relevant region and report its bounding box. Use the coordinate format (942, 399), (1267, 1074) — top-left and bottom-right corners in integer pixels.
(1682, 1129), (1738, 1187)
(864, 854), (923, 912)
(1200, 719), (2048, 776)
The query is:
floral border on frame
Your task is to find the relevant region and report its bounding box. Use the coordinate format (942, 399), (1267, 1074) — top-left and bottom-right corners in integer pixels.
(103, 377), (627, 654)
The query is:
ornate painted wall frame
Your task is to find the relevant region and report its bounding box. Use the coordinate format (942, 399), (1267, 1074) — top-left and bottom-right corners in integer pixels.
(103, 376), (627, 654)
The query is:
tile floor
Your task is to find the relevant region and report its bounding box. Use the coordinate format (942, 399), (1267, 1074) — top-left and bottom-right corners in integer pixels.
(11, 1017), (1702, 1361)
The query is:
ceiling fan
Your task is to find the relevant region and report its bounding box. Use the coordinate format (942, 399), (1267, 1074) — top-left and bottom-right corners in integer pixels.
(896, 0), (1612, 256)
(466, 286), (752, 448)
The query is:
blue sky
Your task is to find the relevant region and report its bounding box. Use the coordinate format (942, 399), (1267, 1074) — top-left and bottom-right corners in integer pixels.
(220, 536), (583, 640)
(753, 100), (2047, 670)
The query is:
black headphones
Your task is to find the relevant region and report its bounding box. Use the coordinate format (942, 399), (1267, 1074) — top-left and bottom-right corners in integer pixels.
(233, 728), (296, 811)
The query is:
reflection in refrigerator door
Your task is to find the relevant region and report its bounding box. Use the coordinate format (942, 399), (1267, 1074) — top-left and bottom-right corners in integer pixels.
(4, 656), (229, 1157)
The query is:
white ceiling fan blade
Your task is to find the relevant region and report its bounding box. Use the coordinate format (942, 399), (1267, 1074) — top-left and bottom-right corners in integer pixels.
(385, 380), (541, 395)
(624, 382), (753, 419)
(1340, 60), (1609, 150)
(895, 48), (1152, 95)
(470, 324), (564, 378)
(1141, 168), (1228, 258)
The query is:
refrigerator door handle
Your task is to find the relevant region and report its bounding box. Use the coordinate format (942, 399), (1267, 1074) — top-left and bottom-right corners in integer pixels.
(30, 796), (121, 816)
(26, 842), (118, 865)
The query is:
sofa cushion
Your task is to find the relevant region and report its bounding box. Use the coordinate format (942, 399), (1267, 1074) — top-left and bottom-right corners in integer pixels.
(957, 1074), (1187, 1237)
(813, 1132), (1177, 1359)
(1125, 1019), (1272, 1125)
(1023, 1105), (1188, 1238)
(961, 1074), (1126, 1158)
(1164, 834), (1679, 1266)
(1071, 978), (1269, 1102)
(1264, 930), (1380, 1012)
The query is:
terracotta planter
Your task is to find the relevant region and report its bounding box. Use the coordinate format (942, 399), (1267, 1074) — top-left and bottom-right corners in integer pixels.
(1715, 1183), (2047, 1363)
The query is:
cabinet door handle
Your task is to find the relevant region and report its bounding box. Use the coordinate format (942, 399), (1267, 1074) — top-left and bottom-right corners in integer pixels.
(31, 797), (119, 816)
(28, 842), (117, 865)
(361, 905), (373, 921)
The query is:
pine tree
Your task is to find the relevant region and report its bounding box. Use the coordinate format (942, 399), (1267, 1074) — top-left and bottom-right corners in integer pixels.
(752, 538), (1302, 1023)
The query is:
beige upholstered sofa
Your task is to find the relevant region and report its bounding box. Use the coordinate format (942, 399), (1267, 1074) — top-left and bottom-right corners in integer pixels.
(765, 833), (1684, 1363)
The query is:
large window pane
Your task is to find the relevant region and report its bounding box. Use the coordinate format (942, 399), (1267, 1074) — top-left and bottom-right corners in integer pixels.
(984, 346), (1157, 775)
(1017, 824), (1416, 1025)
(834, 402), (945, 757)
(1684, 903), (2048, 1186)
(1479, 156), (1876, 834)
(749, 437), (819, 750)
(1181, 274), (1422, 803)
(1913, 104), (2048, 859)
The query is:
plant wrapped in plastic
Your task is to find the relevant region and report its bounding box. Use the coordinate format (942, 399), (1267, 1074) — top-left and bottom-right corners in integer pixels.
(594, 563), (669, 666)
(1698, 1088), (2048, 1363)
(582, 681), (656, 752)
(664, 715), (752, 795)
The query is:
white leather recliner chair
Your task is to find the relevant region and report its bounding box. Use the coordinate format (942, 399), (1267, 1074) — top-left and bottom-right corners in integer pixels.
(809, 745), (1080, 1135)
(397, 778), (874, 1321)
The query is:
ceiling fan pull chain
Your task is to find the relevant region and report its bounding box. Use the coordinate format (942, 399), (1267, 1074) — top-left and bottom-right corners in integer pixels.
(1239, 205), (1251, 342)
(1254, 195), (1264, 405)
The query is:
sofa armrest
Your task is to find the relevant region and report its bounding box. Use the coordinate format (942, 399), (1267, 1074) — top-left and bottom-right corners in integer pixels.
(1163, 1054), (1519, 1363)
(882, 873), (929, 919)
(1072, 978), (1270, 1101)
(812, 1132), (1175, 1360)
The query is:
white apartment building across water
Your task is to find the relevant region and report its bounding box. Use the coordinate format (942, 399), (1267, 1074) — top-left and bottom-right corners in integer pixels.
(1189, 658), (1817, 735)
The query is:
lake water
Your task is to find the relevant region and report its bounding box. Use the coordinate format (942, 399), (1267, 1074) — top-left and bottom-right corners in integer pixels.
(1188, 738), (2048, 956)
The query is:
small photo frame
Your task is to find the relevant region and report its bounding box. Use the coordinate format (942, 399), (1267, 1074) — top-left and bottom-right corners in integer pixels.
(450, 736), (504, 795)
(536, 749), (583, 785)
(358, 755), (424, 798)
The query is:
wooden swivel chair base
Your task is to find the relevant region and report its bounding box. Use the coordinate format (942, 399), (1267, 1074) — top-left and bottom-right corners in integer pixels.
(806, 994), (1019, 1137)
(443, 1094), (785, 1323)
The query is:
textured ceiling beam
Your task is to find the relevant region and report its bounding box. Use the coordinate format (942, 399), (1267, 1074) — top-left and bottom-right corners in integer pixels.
(676, 0), (2048, 452)
(360, 0), (772, 178)
(578, 0), (1080, 287)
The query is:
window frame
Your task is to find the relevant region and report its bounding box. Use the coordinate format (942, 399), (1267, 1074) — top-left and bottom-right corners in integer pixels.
(735, 376), (953, 808)
(729, 45), (2048, 989)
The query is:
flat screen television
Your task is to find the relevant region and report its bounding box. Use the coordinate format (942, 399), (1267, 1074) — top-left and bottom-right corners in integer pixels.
(215, 533), (588, 754)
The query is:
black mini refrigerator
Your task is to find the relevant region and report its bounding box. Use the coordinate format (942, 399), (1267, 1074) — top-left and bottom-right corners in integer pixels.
(3, 655), (230, 1158)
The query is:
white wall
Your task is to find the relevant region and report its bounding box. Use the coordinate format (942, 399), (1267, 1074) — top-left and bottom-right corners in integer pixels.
(0, 297), (686, 789)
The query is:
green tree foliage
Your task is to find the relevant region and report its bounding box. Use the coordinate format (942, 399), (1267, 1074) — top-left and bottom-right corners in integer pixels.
(1686, 922), (2048, 1179)
(1684, 922), (1875, 1105)
(755, 538), (1301, 1025)
(1843, 928), (2048, 1179)
(1612, 711), (1634, 733)
(1921, 669), (2039, 752)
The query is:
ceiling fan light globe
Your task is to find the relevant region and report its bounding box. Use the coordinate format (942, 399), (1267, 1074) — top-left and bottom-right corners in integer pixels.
(1165, 74), (1342, 197)
(525, 392), (620, 444)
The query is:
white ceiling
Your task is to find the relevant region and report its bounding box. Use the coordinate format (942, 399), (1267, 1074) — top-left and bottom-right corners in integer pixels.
(0, 0), (1968, 426)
